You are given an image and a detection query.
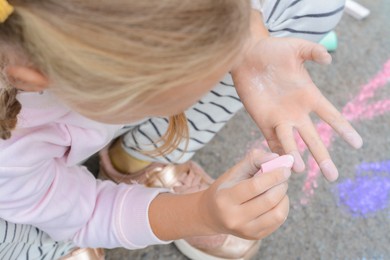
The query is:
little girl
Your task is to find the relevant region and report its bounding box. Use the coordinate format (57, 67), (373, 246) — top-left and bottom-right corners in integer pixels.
(0, 0), (362, 259)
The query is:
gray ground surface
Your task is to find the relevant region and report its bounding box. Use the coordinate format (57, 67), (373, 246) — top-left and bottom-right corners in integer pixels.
(100, 1), (390, 259)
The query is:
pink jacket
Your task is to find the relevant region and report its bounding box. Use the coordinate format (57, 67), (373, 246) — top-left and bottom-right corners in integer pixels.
(0, 91), (169, 249)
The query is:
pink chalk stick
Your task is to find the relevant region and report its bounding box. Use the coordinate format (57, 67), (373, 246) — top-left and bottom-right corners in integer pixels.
(260, 155), (294, 174)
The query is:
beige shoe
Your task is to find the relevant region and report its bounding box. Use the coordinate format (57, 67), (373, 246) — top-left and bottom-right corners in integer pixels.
(60, 248), (104, 260)
(99, 139), (261, 260)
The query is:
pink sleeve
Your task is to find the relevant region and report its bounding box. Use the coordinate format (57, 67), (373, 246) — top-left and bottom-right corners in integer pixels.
(0, 116), (170, 249)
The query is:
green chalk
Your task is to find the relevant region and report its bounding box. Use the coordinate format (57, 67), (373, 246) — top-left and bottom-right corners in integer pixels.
(320, 31), (338, 52)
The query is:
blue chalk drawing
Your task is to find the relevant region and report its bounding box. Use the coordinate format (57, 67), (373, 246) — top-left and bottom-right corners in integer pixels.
(335, 160), (390, 217)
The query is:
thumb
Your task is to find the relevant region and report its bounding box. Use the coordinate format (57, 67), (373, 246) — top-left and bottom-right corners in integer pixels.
(226, 150), (279, 181)
(298, 40), (332, 65)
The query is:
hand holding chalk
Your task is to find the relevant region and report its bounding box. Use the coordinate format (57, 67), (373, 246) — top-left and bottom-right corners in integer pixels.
(256, 155), (295, 175)
(198, 150), (292, 240)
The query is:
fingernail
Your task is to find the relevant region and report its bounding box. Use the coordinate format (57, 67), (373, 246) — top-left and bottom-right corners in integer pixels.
(283, 154), (295, 166)
(320, 160), (339, 182)
(343, 132), (363, 149)
(290, 151), (305, 172)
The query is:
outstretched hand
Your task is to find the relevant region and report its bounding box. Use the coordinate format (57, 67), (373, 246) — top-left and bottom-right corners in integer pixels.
(232, 37), (363, 182)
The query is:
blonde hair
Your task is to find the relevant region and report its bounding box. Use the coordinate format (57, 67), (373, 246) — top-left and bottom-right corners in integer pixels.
(0, 0), (251, 154)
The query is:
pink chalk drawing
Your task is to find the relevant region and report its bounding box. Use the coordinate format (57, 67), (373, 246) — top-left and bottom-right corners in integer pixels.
(297, 59), (390, 204)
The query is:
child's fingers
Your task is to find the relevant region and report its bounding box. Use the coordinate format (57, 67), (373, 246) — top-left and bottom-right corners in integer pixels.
(315, 95), (363, 149)
(227, 167), (291, 204)
(261, 127), (285, 156)
(275, 123), (305, 172)
(244, 149), (281, 174)
(243, 195), (290, 240)
(240, 181), (288, 220)
(297, 118), (338, 182)
(221, 149), (279, 185)
(298, 40), (332, 65)
(217, 150), (279, 193)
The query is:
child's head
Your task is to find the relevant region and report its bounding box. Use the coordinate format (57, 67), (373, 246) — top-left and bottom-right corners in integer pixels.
(0, 0), (251, 151)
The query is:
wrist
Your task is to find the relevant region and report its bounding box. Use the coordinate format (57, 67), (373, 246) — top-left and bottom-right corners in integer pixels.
(250, 10), (270, 44)
(149, 191), (214, 241)
(231, 10), (269, 74)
